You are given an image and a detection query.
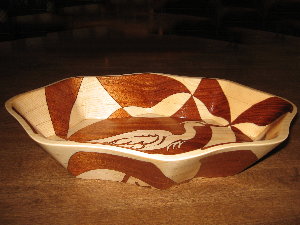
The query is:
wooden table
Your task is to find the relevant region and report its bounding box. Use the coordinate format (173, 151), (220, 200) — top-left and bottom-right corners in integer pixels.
(0, 32), (299, 225)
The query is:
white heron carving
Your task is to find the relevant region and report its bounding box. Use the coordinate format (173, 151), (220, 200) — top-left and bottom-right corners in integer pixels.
(87, 121), (206, 151)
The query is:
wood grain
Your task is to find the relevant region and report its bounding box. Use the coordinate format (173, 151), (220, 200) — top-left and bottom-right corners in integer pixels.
(171, 96), (201, 119)
(14, 73), (292, 154)
(108, 108), (132, 119)
(7, 68), (295, 189)
(67, 152), (176, 189)
(231, 126), (253, 142)
(196, 150), (258, 177)
(1, 34), (299, 224)
(45, 77), (83, 138)
(193, 78), (231, 122)
(68, 117), (254, 155)
(97, 73), (190, 108)
(232, 96), (293, 125)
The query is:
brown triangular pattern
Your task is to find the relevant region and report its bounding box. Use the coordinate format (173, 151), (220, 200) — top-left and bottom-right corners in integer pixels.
(109, 108), (132, 119)
(45, 77), (83, 138)
(67, 152), (176, 189)
(172, 96), (201, 120)
(97, 73), (190, 108)
(193, 78), (231, 122)
(231, 97), (293, 126)
(196, 150), (258, 177)
(230, 126), (253, 142)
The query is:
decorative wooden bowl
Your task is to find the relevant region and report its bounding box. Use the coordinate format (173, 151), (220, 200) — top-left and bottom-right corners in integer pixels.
(5, 73), (297, 189)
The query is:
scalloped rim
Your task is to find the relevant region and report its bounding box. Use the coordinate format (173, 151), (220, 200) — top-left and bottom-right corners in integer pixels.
(5, 73), (297, 162)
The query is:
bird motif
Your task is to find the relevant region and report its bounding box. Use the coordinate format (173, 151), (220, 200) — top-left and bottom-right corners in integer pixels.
(87, 121), (206, 151)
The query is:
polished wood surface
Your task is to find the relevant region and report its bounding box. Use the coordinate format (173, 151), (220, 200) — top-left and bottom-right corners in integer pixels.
(0, 33), (299, 224)
(7, 72), (294, 188)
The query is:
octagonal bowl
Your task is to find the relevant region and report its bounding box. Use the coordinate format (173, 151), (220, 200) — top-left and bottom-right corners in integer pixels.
(5, 73), (296, 189)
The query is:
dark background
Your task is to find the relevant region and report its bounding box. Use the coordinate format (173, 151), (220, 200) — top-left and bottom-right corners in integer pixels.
(0, 1), (299, 225)
(0, 0), (300, 42)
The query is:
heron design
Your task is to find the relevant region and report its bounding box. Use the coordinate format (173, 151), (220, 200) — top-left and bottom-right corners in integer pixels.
(88, 121), (206, 151)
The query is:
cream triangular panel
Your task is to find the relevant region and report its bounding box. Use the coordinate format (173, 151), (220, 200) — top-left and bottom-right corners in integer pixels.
(123, 93), (191, 117)
(69, 101), (85, 129)
(69, 77), (121, 129)
(152, 93), (192, 116)
(232, 123), (269, 141)
(13, 88), (55, 137)
(166, 74), (202, 94)
(193, 97), (229, 126)
(203, 126), (236, 148)
(123, 106), (154, 117)
(218, 80), (272, 122)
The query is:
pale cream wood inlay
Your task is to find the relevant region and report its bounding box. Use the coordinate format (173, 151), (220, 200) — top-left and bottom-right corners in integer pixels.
(13, 88), (55, 137)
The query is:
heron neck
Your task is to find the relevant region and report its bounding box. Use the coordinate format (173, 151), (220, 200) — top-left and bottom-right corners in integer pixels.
(183, 123), (198, 135)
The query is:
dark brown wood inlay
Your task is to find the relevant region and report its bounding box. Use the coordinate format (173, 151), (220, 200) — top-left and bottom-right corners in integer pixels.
(69, 117), (213, 155)
(231, 126), (253, 143)
(232, 97), (293, 126)
(67, 152), (176, 189)
(108, 108), (132, 119)
(45, 77), (83, 138)
(147, 125), (212, 155)
(193, 78), (231, 122)
(196, 150), (258, 177)
(97, 73), (190, 108)
(69, 117), (187, 141)
(172, 96), (201, 120)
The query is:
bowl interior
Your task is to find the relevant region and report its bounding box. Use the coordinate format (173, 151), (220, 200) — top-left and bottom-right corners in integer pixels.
(10, 73), (294, 155)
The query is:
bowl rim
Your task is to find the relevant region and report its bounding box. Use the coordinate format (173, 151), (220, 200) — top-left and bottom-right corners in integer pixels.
(5, 73), (297, 162)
